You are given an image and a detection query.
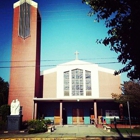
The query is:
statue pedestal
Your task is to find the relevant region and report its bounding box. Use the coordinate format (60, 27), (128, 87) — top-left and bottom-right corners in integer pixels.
(7, 115), (22, 131)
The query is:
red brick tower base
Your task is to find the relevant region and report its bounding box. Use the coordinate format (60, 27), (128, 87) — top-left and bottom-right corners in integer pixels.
(8, 0), (41, 121)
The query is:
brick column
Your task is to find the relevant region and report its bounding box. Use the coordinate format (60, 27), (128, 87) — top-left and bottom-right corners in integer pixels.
(60, 100), (63, 125)
(94, 100), (97, 125)
(33, 102), (37, 119)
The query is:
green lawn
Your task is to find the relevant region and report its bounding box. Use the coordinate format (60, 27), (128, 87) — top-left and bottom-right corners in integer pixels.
(111, 128), (140, 134)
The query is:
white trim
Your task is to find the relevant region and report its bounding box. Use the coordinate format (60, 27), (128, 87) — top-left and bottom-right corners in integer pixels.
(43, 68), (56, 75)
(41, 60), (117, 76)
(33, 97), (113, 101)
(58, 60), (93, 66)
(98, 66), (115, 74)
(14, 0), (38, 8)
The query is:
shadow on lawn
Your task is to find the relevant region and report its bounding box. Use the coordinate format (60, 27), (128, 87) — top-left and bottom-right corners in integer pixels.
(114, 125), (140, 140)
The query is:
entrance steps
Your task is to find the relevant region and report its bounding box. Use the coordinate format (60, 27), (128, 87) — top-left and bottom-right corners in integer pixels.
(56, 124), (96, 128)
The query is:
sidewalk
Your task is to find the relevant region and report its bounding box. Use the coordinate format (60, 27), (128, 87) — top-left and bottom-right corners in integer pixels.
(0, 125), (140, 139)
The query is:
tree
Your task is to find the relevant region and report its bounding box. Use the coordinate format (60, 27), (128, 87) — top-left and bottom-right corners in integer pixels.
(112, 81), (140, 116)
(0, 104), (10, 121)
(82, 0), (140, 80)
(0, 77), (9, 107)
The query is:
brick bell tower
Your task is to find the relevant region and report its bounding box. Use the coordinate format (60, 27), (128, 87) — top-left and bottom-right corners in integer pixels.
(8, 0), (41, 121)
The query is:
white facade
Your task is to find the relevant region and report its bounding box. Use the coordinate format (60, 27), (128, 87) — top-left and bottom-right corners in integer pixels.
(42, 59), (120, 100)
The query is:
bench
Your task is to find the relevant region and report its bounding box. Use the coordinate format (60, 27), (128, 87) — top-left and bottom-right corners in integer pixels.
(103, 125), (111, 132)
(47, 125), (55, 132)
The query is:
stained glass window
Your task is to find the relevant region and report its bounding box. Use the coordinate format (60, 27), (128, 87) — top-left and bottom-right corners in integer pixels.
(64, 69), (92, 96)
(19, 2), (30, 38)
(71, 69), (83, 96)
(64, 71), (69, 96)
(85, 70), (91, 96)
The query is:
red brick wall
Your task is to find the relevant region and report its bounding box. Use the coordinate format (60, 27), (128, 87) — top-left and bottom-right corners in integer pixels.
(35, 10), (41, 98)
(8, 4), (41, 121)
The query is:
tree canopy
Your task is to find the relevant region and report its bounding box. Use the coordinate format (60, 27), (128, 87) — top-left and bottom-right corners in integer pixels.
(0, 77), (9, 107)
(82, 0), (140, 80)
(112, 81), (140, 116)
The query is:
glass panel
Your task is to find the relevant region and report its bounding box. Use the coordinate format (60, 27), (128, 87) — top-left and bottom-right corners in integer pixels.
(64, 73), (69, 79)
(79, 73), (83, 79)
(75, 91), (79, 96)
(64, 80), (69, 85)
(76, 69), (79, 74)
(64, 85), (69, 90)
(76, 74), (80, 79)
(86, 91), (91, 96)
(76, 85), (79, 90)
(86, 84), (91, 90)
(72, 80), (75, 84)
(86, 79), (91, 84)
(72, 85), (75, 90)
(72, 91), (75, 96)
(72, 70), (75, 79)
(80, 80), (83, 84)
(80, 91), (83, 95)
(80, 85), (83, 90)
(85, 71), (91, 79)
(64, 91), (69, 96)
(76, 80), (79, 84)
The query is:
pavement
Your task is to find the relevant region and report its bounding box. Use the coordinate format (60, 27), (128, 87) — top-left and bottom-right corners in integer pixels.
(0, 125), (140, 140)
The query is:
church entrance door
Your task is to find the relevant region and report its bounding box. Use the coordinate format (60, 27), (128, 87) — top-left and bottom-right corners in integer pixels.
(72, 109), (84, 124)
(54, 109), (60, 125)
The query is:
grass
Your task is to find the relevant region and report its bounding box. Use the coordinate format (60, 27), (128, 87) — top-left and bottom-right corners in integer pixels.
(111, 128), (140, 134)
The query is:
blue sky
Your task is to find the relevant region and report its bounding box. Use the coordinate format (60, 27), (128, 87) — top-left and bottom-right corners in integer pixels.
(0, 0), (129, 83)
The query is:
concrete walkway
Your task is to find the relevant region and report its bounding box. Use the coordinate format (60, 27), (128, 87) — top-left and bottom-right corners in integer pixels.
(0, 125), (139, 139)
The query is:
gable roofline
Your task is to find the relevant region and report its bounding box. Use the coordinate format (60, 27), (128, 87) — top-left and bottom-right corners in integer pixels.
(41, 59), (120, 76)
(58, 59), (95, 66)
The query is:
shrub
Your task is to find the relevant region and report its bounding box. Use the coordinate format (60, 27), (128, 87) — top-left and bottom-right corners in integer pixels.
(0, 104), (10, 122)
(0, 120), (6, 131)
(27, 119), (47, 134)
(22, 120), (28, 130)
(0, 104), (9, 131)
(44, 119), (52, 125)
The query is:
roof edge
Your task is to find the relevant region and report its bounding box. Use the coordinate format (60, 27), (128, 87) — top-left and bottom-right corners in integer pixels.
(14, 0), (38, 8)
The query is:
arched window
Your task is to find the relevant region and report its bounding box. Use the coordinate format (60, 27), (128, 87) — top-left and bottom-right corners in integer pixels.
(71, 69), (83, 96)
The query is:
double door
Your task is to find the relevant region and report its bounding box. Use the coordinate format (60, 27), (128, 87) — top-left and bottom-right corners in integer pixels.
(72, 109), (84, 124)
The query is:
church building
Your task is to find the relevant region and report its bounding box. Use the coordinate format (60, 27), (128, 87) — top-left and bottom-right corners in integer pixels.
(8, 0), (121, 125)
(35, 52), (121, 125)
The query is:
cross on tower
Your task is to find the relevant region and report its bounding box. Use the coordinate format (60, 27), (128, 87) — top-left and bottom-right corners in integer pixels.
(75, 51), (79, 60)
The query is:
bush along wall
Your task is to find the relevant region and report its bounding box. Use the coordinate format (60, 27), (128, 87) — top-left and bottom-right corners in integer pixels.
(27, 119), (48, 134)
(0, 104), (10, 131)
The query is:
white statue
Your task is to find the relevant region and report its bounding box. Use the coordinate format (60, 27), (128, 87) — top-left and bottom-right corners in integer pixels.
(10, 100), (16, 115)
(15, 99), (20, 115)
(10, 99), (20, 115)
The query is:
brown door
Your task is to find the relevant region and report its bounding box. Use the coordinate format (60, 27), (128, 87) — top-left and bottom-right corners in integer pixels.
(72, 109), (84, 124)
(54, 109), (60, 125)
